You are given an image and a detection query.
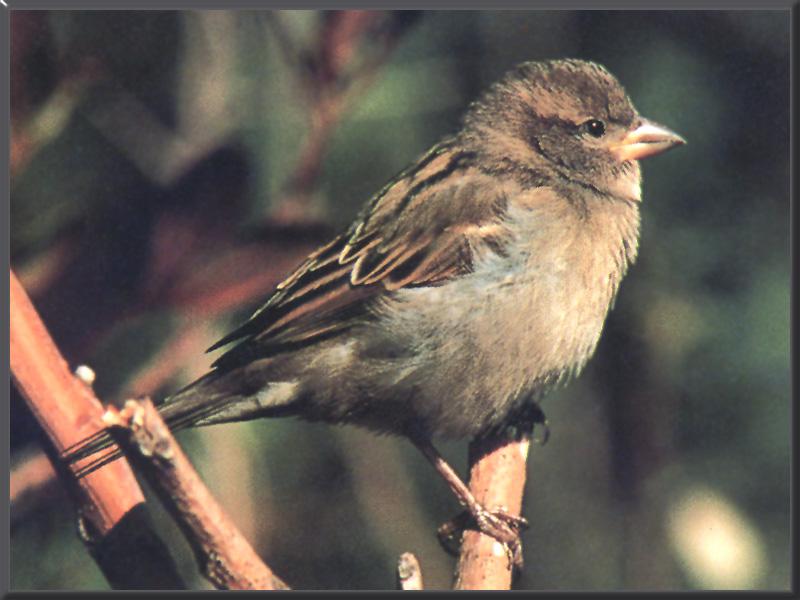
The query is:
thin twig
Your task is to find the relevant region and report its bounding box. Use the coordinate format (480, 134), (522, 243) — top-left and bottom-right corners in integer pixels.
(103, 397), (289, 590)
(454, 436), (531, 590)
(396, 552), (424, 590)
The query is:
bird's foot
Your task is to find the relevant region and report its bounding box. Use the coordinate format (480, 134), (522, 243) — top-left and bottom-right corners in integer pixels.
(437, 506), (528, 570)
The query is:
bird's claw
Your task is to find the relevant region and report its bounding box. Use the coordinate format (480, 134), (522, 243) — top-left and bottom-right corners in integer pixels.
(437, 511), (470, 556)
(436, 507), (528, 571)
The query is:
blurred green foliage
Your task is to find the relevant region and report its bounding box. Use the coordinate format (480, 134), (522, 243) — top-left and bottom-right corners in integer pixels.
(10, 10), (790, 590)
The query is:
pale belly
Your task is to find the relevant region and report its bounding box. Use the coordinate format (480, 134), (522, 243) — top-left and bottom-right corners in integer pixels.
(298, 195), (639, 439)
(376, 237), (620, 437)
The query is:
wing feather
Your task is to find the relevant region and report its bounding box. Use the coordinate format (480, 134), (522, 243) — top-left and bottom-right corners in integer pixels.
(208, 139), (510, 370)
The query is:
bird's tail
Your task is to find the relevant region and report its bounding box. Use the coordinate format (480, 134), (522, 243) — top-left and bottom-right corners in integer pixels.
(62, 372), (264, 478)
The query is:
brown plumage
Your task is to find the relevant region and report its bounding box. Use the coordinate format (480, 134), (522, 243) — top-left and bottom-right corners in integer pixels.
(64, 59), (684, 555)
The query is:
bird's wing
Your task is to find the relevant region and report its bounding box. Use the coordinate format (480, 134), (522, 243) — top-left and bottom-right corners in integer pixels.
(61, 141), (511, 476)
(208, 139), (510, 370)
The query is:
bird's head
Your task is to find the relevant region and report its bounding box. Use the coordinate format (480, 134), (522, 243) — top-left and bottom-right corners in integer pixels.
(460, 59), (685, 202)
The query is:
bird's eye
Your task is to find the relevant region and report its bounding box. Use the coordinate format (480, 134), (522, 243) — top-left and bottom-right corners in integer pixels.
(582, 119), (606, 138)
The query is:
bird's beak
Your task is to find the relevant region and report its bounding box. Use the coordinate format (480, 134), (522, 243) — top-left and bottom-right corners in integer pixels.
(611, 120), (686, 162)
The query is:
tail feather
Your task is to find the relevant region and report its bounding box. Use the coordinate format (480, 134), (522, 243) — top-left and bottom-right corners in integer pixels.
(62, 373), (299, 478)
(63, 390), (235, 478)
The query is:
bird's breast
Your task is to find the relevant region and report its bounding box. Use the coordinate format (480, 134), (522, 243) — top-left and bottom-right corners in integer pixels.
(376, 190), (640, 437)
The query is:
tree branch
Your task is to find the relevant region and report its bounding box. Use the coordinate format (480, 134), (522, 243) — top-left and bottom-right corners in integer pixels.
(103, 397), (290, 590)
(10, 269), (146, 536)
(454, 436), (531, 590)
(10, 269), (184, 589)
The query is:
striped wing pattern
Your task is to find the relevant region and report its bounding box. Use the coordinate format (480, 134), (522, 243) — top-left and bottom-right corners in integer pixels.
(208, 139), (507, 371)
(63, 139), (510, 475)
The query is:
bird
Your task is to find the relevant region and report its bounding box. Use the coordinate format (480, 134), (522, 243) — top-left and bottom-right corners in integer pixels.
(64, 58), (684, 560)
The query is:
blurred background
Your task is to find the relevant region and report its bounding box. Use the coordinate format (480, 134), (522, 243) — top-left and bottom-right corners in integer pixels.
(9, 10), (790, 591)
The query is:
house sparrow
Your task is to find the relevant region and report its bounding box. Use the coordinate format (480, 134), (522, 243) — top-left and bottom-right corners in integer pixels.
(66, 58), (684, 559)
